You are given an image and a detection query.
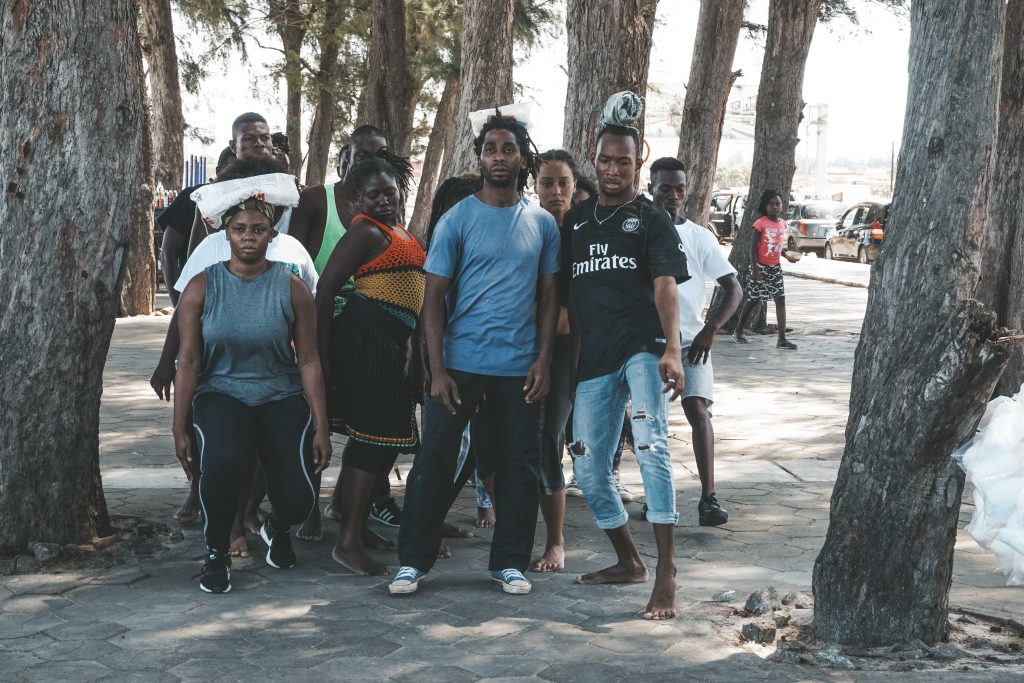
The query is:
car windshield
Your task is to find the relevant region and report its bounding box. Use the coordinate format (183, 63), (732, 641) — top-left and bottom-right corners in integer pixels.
(801, 202), (847, 219)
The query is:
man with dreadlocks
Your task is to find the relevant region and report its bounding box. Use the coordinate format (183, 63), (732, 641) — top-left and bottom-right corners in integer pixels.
(312, 149), (425, 576)
(389, 108), (560, 596)
(564, 92), (689, 620)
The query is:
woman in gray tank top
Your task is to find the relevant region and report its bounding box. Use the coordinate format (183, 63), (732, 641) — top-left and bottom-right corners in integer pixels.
(173, 197), (332, 594)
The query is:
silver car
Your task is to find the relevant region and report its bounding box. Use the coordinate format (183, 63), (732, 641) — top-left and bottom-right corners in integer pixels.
(784, 201), (848, 255)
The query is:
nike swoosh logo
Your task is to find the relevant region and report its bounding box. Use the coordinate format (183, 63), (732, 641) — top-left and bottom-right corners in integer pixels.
(573, 221), (587, 231)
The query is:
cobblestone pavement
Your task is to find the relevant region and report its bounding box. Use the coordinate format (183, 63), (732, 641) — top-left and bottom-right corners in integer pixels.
(2, 278), (1020, 682)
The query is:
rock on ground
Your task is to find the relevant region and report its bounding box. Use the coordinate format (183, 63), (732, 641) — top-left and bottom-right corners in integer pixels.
(745, 586), (782, 615)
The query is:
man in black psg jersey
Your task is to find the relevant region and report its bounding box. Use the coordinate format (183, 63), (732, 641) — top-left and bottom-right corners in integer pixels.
(563, 117), (689, 621)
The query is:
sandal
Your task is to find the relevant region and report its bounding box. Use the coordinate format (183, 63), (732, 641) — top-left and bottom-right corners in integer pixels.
(777, 341), (798, 350)
(732, 334), (749, 344)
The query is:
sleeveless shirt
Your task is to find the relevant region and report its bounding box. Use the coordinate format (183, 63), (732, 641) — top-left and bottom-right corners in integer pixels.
(351, 214), (426, 329)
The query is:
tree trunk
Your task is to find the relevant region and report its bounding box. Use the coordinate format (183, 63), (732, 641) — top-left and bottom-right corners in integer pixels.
(409, 77), (460, 236)
(677, 0), (744, 228)
(304, 0), (343, 187)
(0, 0), (148, 547)
(365, 0), (418, 156)
(268, 0), (308, 178)
(709, 0), (819, 333)
(812, 1), (1009, 647)
(562, 0), (658, 179)
(981, 0), (1024, 397)
(139, 0), (184, 190)
(443, 0), (515, 178)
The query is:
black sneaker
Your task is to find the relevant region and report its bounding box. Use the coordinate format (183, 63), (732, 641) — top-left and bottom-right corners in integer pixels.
(369, 497), (402, 528)
(698, 494), (729, 527)
(199, 548), (231, 594)
(260, 522), (296, 569)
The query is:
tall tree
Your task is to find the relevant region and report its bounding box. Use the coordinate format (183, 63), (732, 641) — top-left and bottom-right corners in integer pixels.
(562, 0), (658, 178)
(267, 0), (311, 177)
(409, 77), (460, 235)
(140, 0), (185, 189)
(710, 0), (820, 332)
(443, 0), (515, 178)
(812, 0), (1010, 646)
(676, 0), (744, 228)
(981, 0), (1024, 397)
(364, 0), (419, 156)
(0, 0), (149, 546)
(305, 0), (345, 187)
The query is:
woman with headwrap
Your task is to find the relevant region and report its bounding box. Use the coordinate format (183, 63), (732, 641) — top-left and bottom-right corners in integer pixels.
(173, 196), (332, 594)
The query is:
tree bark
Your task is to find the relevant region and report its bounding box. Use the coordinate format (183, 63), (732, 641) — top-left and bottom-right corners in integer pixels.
(709, 0), (819, 333)
(409, 77), (460, 236)
(981, 0), (1024, 397)
(812, 1), (1009, 646)
(364, 0), (420, 156)
(139, 0), (184, 190)
(304, 0), (343, 187)
(0, 0), (148, 547)
(677, 0), (744, 228)
(443, 0), (515, 178)
(562, 0), (658, 179)
(268, 0), (309, 178)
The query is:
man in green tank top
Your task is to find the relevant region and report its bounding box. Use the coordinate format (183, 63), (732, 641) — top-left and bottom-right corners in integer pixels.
(288, 125), (406, 543)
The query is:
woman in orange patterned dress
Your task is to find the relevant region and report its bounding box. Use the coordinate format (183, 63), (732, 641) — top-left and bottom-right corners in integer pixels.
(314, 151), (425, 576)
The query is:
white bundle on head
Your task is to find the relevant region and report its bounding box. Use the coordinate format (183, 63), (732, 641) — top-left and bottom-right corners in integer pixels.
(191, 173), (300, 230)
(599, 91), (644, 130)
(469, 102), (535, 137)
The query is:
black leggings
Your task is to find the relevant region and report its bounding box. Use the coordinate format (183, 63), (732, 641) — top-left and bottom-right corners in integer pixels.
(343, 439), (399, 477)
(193, 392), (317, 552)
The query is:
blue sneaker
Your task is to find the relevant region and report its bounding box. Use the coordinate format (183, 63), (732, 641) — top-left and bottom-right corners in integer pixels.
(490, 568), (532, 594)
(388, 566), (426, 594)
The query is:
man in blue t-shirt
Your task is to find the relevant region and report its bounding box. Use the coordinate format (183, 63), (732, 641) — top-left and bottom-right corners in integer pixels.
(392, 116), (560, 597)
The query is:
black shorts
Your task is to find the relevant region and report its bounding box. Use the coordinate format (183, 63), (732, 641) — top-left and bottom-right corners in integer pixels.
(746, 263), (785, 301)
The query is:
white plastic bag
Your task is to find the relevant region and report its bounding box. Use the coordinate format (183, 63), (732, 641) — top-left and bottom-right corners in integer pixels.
(191, 173), (299, 231)
(952, 384), (1024, 585)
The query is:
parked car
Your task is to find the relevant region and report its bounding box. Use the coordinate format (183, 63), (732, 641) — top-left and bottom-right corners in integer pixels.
(708, 191), (745, 243)
(783, 200), (847, 255)
(824, 202), (891, 264)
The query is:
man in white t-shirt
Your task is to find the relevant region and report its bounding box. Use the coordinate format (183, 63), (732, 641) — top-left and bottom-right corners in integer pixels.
(174, 230), (317, 295)
(649, 157), (742, 526)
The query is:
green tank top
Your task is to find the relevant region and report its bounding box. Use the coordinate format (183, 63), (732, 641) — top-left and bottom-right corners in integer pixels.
(315, 182), (354, 316)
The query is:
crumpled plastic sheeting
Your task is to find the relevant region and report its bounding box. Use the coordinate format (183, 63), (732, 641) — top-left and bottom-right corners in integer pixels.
(952, 384), (1024, 586)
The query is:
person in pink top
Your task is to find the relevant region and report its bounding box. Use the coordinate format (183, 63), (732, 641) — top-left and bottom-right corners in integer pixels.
(733, 189), (797, 349)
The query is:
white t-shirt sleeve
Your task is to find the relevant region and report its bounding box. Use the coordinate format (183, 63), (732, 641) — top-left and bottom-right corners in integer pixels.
(174, 232), (230, 292)
(695, 224), (737, 281)
(268, 233), (319, 296)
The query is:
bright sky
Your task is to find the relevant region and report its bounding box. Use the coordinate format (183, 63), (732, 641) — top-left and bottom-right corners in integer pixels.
(179, 0), (910, 172)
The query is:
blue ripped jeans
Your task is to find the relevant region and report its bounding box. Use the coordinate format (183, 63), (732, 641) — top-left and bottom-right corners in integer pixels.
(571, 352), (678, 529)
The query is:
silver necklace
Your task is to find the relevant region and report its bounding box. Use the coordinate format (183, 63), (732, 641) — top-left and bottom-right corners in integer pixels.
(594, 191), (639, 226)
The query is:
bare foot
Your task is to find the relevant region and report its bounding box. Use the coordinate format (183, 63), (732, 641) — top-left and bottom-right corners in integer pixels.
(296, 507), (322, 542)
(362, 526), (396, 551)
(173, 489), (201, 524)
(576, 562), (648, 585)
(228, 532), (250, 558)
(732, 332), (749, 344)
(643, 566), (678, 620)
(476, 507), (496, 528)
(530, 544), (565, 573)
(438, 542), (452, 559)
(323, 503), (341, 521)
(331, 544), (389, 576)
(245, 509), (267, 535)
(443, 522), (474, 538)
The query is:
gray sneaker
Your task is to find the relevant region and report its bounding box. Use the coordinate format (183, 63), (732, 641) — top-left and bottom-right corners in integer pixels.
(564, 475), (583, 497)
(613, 470), (635, 503)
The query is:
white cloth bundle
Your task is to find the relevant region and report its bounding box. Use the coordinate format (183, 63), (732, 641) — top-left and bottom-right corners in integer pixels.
(952, 384), (1024, 585)
(468, 102), (535, 137)
(191, 173), (300, 231)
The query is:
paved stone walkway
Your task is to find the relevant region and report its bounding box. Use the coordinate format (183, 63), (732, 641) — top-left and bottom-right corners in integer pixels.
(2, 277), (1020, 681)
